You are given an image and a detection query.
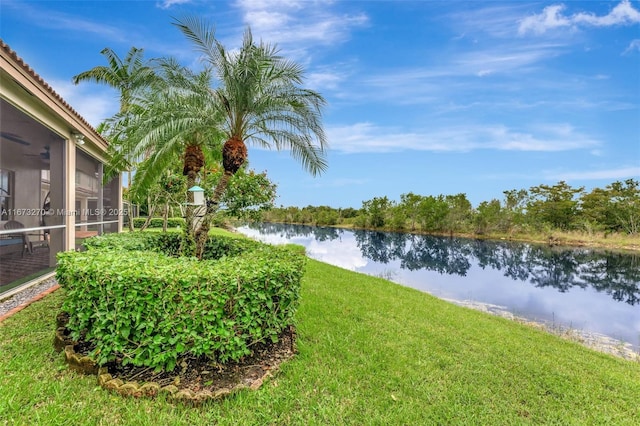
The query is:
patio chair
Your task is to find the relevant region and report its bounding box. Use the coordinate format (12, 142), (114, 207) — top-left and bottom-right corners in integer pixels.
(3, 220), (33, 256)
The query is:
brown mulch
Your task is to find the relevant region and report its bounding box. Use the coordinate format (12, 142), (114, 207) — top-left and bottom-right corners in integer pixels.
(56, 313), (296, 398)
(102, 327), (296, 394)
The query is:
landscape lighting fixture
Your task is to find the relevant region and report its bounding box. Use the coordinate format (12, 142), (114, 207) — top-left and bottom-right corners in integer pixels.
(188, 185), (206, 206)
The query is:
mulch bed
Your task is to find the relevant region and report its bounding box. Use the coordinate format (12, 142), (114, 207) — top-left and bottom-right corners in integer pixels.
(54, 313), (297, 403)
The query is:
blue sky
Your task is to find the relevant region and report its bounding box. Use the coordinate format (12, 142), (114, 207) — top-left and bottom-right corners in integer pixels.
(2, 0), (639, 208)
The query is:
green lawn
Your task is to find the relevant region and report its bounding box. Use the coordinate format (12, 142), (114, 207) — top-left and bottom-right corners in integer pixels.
(1, 242), (639, 424)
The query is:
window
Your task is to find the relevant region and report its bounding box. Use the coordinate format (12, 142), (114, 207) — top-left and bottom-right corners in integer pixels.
(0, 169), (13, 221)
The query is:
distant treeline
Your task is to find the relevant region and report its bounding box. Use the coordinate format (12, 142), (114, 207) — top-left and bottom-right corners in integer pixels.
(261, 179), (640, 236)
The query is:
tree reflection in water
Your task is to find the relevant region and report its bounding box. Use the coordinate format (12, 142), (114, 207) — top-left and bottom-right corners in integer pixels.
(245, 223), (640, 306)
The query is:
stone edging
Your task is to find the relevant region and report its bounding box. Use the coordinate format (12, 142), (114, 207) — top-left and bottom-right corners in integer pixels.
(53, 314), (293, 404)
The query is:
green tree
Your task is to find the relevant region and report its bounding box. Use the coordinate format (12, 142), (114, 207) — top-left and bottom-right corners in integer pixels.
(362, 196), (391, 228)
(527, 181), (584, 230)
(417, 195), (448, 232)
(174, 18), (328, 256)
(202, 167), (277, 222)
(578, 187), (610, 233)
(502, 189), (528, 234)
(400, 192), (423, 231)
(129, 162), (187, 231)
(581, 179), (640, 234)
(444, 193), (472, 233)
(103, 59), (224, 253)
(474, 199), (502, 235)
(340, 207), (359, 219)
(72, 47), (156, 112)
(605, 179), (640, 235)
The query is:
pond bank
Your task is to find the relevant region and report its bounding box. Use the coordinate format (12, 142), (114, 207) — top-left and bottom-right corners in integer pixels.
(237, 223), (640, 360)
(2, 274), (636, 362)
(442, 297), (639, 362)
(256, 221), (640, 253)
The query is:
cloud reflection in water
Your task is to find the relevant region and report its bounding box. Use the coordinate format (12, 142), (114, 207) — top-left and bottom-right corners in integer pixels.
(237, 223), (640, 349)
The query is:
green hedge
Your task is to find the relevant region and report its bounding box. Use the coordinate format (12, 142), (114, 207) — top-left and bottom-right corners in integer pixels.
(132, 217), (186, 229)
(82, 231), (262, 259)
(56, 234), (305, 372)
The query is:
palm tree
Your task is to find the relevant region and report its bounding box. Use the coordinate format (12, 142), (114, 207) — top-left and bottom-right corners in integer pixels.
(174, 17), (328, 256)
(72, 47), (156, 113)
(73, 47), (157, 230)
(94, 19), (328, 258)
(103, 58), (224, 251)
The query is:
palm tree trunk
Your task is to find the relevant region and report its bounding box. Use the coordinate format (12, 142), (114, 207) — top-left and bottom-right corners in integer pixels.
(181, 170), (198, 256)
(194, 170), (234, 259)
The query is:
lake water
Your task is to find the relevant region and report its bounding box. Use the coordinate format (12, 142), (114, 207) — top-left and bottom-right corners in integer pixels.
(237, 223), (640, 350)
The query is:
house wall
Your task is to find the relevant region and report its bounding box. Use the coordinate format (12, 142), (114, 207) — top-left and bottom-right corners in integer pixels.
(1, 42), (121, 292)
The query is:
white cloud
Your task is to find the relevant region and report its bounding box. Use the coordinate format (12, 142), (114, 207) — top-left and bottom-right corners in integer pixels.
(234, 0), (368, 59)
(519, 4), (573, 35)
(447, 3), (533, 39)
(156, 0), (193, 9)
(455, 45), (562, 75)
(2, 1), (127, 42)
(544, 166), (640, 181)
(623, 39), (640, 54)
(327, 122), (600, 154)
(305, 66), (351, 92)
(356, 43), (565, 105)
(573, 0), (640, 27)
(519, 0), (640, 35)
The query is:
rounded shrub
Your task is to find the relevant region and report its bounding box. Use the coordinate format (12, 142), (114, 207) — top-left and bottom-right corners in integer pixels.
(56, 234), (305, 372)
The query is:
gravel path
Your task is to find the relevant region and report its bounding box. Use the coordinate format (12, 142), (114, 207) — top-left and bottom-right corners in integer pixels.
(0, 276), (59, 319)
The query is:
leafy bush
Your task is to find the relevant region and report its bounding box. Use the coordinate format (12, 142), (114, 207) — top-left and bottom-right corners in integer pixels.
(81, 232), (164, 252)
(82, 231), (261, 259)
(132, 217), (186, 229)
(57, 234), (305, 371)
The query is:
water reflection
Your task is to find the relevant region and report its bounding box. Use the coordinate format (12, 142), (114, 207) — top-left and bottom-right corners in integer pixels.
(239, 223), (640, 347)
(353, 228), (639, 306)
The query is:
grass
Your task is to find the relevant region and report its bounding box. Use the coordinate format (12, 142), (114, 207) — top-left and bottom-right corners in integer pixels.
(1, 232), (640, 424)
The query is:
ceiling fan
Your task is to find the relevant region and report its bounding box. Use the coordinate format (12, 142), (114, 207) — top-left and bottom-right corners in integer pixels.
(1, 131), (30, 146)
(23, 145), (50, 161)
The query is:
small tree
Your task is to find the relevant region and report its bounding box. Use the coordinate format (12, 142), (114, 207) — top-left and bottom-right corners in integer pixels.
(502, 189), (528, 234)
(361, 196), (391, 228)
(444, 193), (473, 233)
(174, 18), (328, 257)
(527, 181), (584, 231)
(474, 199), (502, 235)
(417, 195), (448, 232)
(400, 192), (423, 231)
(201, 167), (277, 223)
(580, 179), (640, 234)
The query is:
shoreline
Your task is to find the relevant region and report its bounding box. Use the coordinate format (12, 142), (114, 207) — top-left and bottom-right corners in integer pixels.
(236, 224), (640, 361)
(254, 221), (640, 253)
(3, 276), (638, 362)
(3, 228), (637, 363)
(442, 297), (639, 362)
